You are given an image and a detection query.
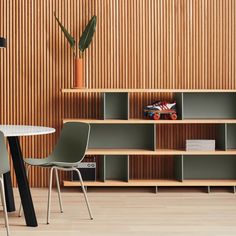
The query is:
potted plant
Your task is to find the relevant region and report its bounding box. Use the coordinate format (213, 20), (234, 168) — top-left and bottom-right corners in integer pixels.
(54, 13), (97, 88)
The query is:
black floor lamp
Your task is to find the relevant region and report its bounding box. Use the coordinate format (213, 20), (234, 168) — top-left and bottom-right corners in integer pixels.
(0, 37), (6, 48)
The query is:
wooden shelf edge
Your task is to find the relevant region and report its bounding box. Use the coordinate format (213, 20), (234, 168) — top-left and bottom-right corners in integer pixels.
(63, 179), (236, 187)
(63, 118), (236, 124)
(85, 148), (236, 156)
(62, 88), (236, 93)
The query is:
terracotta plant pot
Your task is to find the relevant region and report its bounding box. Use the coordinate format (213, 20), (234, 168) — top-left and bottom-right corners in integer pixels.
(74, 57), (84, 88)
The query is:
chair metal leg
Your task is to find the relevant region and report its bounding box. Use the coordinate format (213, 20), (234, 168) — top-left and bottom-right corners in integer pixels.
(74, 168), (93, 220)
(47, 167), (54, 224)
(55, 168), (63, 213)
(18, 165), (31, 217)
(0, 176), (10, 236)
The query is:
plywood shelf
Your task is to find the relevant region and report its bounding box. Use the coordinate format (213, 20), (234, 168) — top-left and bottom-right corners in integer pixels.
(63, 179), (236, 187)
(86, 148), (236, 156)
(63, 118), (236, 124)
(62, 88), (236, 93)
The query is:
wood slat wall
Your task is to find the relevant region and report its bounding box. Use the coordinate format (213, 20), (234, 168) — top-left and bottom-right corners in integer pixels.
(0, 0), (236, 186)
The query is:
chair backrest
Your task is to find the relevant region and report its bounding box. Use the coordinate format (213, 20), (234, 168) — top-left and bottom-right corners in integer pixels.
(51, 122), (90, 164)
(0, 131), (10, 175)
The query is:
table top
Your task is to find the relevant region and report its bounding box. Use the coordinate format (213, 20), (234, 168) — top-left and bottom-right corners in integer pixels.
(0, 125), (55, 137)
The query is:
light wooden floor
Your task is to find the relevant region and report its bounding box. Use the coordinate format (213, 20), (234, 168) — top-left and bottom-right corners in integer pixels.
(1, 187), (236, 236)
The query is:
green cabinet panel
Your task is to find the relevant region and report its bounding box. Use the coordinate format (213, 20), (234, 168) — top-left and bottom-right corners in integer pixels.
(105, 155), (129, 181)
(184, 155), (236, 180)
(89, 124), (156, 150)
(102, 92), (129, 119)
(183, 93), (236, 119)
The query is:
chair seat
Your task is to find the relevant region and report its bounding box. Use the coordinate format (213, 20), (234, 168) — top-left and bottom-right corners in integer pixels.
(24, 157), (79, 168)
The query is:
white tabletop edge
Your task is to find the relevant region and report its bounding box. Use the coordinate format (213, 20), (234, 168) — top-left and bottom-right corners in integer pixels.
(0, 125), (56, 137)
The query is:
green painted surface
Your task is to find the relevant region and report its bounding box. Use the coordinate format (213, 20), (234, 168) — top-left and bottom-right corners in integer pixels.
(183, 93), (236, 119)
(103, 92), (129, 119)
(174, 155), (183, 181)
(175, 93), (184, 120)
(226, 124), (236, 149)
(105, 155), (129, 181)
(216, 124), (227, 150)
(184, 155), (236, 179)
(89, 124), (155, 150)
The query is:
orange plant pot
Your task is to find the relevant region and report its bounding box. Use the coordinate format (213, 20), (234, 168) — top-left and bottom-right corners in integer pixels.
(74, 58), (84, 88)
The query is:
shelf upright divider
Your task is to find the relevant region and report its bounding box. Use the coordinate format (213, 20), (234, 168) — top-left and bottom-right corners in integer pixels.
(174, 92), (184, 120)
(174, 155), (184, 182)
(216, 124), (227, 151)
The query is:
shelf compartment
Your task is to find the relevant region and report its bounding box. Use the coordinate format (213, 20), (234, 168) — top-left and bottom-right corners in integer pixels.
(88, 124), (156, 150)
(102, 92), (129, 119)
(105, 155), (129, 181)
(183, 155), (236, 180)
(129, 155), (174, 180)
(63, 179), (236, 187)
(182, 92), (236, 119)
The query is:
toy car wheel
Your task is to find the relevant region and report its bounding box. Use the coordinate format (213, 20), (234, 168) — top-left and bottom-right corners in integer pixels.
(153, 113), (160, 120)
(170, 113), (177, 120)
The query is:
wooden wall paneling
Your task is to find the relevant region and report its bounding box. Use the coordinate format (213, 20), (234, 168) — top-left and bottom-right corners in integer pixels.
(0, 0), (236, 186)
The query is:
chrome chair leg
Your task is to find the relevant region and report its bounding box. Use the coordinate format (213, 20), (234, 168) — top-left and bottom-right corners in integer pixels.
(0, 176), (9, 236)
(55, 168), (63, 213)
(47, 167), (54, 224)
(18, 165), (31, 217)
(74, 168), (93, 220)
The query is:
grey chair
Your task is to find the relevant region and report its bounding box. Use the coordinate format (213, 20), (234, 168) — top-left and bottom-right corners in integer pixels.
(19, 122), (93, 224)
(0, 131), (10, 236)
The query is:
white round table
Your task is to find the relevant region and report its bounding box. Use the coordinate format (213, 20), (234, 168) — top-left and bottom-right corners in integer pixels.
(1, 125), (55, 227)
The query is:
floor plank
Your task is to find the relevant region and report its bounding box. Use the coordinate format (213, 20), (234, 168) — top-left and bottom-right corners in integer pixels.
(1, 187), (236, 236)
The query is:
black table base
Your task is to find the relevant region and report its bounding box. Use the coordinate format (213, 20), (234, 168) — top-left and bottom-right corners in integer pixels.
(6, 137), (38, 227)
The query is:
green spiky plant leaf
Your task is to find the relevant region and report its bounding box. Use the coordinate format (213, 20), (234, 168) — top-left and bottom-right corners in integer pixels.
(54, 12), (97, 58)
(79, 15), (97, 58)
(54, 12), (76, 51)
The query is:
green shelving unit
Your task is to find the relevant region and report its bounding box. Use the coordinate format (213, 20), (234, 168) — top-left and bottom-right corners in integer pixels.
(62, 89), (236, 190)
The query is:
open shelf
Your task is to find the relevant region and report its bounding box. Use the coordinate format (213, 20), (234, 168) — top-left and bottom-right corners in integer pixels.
(63, 118), (236, 124)
(104, 155), (129, 182)
(182, 93), (236, 119)
(183, 155), (236, 180)
(88, 124), (155, 150)
(102, 92), (129, 119)
(62, 89), (236, 93)
(86, 148), (236, 156)
(64, 179), (236, 187)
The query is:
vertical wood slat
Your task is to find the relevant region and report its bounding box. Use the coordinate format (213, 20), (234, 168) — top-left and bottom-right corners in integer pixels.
(0, 0), (236, 186)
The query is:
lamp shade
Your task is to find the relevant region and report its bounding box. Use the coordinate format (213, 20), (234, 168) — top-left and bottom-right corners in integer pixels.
(0, 37), (6, 48)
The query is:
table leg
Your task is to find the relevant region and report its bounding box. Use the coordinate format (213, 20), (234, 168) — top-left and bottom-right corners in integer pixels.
(8, 137), (38, 227)
(3, 172), (15, 212)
